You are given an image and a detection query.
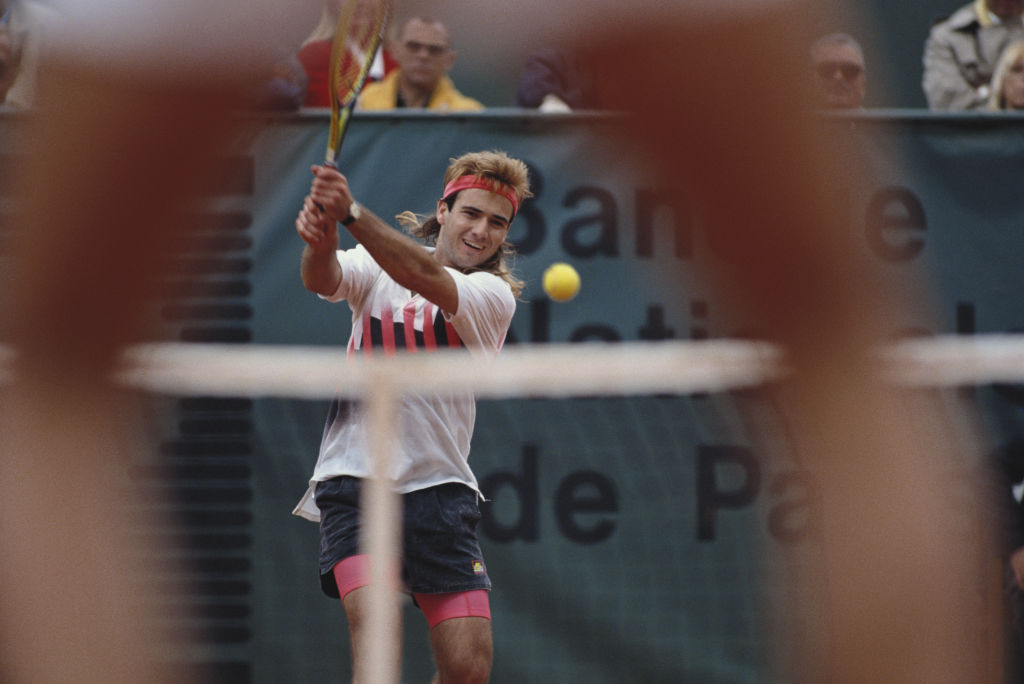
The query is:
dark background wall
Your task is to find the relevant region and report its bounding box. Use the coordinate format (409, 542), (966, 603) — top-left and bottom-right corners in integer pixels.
(5, 110), (1016, 682)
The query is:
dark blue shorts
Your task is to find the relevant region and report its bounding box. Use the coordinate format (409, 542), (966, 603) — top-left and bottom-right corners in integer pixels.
(314, 476), (491, 598)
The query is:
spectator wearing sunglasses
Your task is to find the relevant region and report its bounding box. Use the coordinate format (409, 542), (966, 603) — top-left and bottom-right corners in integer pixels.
(810, 33), (867, 110)
(924, 0), (1024, 110)
(358, 16), (483, 111)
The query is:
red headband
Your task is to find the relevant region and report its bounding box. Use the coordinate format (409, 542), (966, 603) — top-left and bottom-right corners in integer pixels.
(442, 175), (520, 217)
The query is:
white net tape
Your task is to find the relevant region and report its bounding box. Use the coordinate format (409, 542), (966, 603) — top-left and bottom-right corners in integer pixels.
(4, 335), (1023, 397)
(878, 334), (1024, 386)
(33, 334), (1024, 397)
(111, 339), (788, 398)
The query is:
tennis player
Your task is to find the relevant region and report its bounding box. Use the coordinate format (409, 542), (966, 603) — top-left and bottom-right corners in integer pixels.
(293, 150), (532, 683)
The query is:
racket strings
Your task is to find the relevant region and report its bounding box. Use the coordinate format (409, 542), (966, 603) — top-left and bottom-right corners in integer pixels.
(341, 10), (387, 90)
(326, 0), (389, 161)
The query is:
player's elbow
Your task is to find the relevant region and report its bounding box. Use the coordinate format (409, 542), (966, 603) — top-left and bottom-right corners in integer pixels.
(301, 267), (342, 297)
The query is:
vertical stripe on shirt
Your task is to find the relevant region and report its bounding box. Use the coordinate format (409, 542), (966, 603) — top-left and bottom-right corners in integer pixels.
(352, 301), (465, 356)
(361, 309), (373, 357)
(421, 302), (437, 350)
(444, 321), (461, 348)
(380, 304), (396, 357)
(402, 301), (418, 353)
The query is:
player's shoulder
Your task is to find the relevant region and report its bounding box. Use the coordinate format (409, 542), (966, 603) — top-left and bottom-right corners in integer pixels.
(445, 270), (515, 347)
(455, 269), (516, 306)
(342, 242), (384, 272)
(463, 268), (512, 288)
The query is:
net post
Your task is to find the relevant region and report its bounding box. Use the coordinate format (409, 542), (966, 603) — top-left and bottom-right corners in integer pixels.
(362, 371), (402, 684)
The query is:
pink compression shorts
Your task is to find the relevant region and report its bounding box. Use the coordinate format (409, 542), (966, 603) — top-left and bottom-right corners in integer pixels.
(332, 555), (491, 628)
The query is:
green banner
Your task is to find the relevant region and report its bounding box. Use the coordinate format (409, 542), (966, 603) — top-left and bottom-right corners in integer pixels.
(3, 111), (1020, 682)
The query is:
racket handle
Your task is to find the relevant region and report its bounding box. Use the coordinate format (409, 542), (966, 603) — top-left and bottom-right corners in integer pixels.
(314, 160), (339, 213)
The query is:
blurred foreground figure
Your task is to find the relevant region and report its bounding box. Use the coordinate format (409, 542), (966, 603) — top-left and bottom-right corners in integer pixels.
(0, 0), (307, 681)
(582, 4), (986, 681)
(581, 7), (985, 682)
(431, 0), (990, 681)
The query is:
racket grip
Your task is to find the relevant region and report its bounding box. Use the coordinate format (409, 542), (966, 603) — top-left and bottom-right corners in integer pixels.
(314, 160), (338, 213)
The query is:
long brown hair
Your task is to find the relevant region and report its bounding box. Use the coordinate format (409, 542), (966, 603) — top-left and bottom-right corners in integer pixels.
(398, 150), (533, 298)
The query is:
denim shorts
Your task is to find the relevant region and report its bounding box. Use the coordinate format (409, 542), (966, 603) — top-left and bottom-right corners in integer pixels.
(314, 476), (491, 598)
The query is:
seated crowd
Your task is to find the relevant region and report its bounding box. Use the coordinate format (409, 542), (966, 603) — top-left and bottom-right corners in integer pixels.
(6, 0), (1024, 113)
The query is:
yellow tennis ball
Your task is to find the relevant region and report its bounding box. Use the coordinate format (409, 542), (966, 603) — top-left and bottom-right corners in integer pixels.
(542, 262), (580, 302)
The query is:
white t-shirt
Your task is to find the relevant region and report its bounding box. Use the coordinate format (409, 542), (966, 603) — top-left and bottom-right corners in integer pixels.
(292, 244), (515, 522)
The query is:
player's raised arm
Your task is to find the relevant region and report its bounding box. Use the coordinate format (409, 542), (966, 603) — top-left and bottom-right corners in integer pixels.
(297, 194), (344, 297)
(308, 164), (460, 312)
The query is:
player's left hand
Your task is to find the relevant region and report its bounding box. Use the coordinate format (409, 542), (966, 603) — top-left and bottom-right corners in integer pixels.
(308, 164), (353, 224)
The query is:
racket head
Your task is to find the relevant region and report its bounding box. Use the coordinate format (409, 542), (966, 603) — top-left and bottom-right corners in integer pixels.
(325, 0), (390, 165)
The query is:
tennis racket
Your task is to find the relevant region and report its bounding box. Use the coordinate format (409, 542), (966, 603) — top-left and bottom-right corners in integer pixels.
(324, 0), (390, 168)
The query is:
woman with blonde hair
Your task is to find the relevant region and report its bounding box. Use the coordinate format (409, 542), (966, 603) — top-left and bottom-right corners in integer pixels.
(297, 0), (395, 107)
(302, 0), (342, 46)
(989, 40), (1024, 110)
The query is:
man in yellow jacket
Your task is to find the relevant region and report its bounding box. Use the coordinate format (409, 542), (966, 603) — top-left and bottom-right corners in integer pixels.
(359, 15), (483, 111)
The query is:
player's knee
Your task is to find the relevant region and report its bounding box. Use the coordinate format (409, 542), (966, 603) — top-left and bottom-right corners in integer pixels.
(438, 623), (492, 683)
(339, 585), (372, 636)
(436, 647), (491, 684)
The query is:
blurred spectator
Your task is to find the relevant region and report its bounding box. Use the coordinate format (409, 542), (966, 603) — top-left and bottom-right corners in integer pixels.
(298, 0), (396, 108)
(810, 33), (867, 110)
(358, 16), (482, 111)
(249, 51), (308, 111)
(516, 47), (602, 112)
(923, 0), (1024, 110)
(0, 0), (59, 111)
(988, 39), (1024, 108)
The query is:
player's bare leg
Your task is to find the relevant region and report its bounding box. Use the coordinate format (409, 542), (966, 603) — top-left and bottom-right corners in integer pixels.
(428, 617), (492, 684)
(342, 586), (403, 683)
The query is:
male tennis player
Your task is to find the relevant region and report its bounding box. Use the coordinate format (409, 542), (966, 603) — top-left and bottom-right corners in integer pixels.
(293, 150), (531, 683)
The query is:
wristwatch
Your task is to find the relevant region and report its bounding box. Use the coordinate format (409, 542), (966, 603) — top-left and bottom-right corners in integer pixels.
(341, 201), (361, 226)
